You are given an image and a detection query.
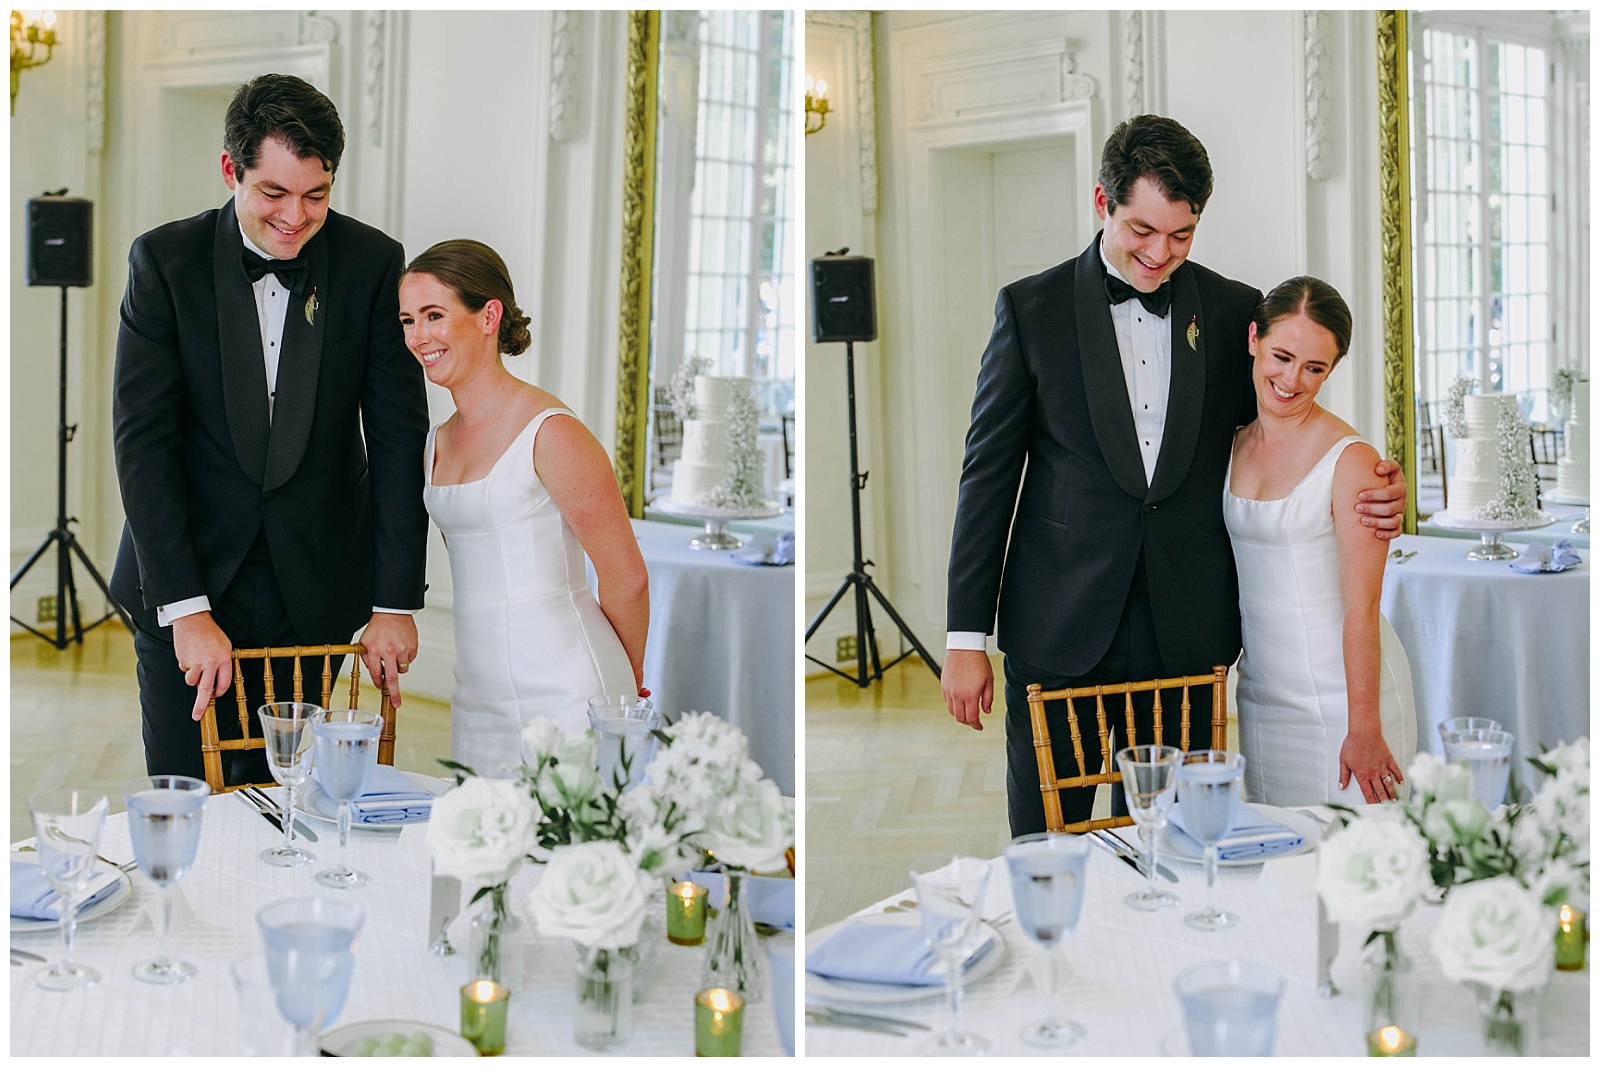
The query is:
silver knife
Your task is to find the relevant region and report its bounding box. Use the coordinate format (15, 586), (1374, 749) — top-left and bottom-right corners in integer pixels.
(812, 1006), (931, 1032)
(11, 947), (46, 963)
(1092, 829), (1179, 883)
(248, 787), (319, 843)
(805, 1010), (908, 1036)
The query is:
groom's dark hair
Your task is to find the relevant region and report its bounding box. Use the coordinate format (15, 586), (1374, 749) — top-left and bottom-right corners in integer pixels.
(1099, 115), (1213, 217)
(223, 73), (346, 176)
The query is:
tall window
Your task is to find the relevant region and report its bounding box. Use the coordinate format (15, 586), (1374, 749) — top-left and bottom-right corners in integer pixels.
(684, 10), (795, 387)
(1412, 22), (1551, 414)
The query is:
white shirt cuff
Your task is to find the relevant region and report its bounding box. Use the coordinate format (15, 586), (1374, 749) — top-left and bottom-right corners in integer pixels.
(946, 631), (989, 651)
(156, 596), (211, 628)
(372, 607), (417, 616)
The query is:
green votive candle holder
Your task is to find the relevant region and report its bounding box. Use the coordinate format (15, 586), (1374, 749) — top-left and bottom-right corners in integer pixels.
(1366, 1025), (1418, 1056)
(667, 881), (710, 945)
(694, 987), (744, 1056)
(461, 979), (510, 1055)
(1555, 905), (1587, 971)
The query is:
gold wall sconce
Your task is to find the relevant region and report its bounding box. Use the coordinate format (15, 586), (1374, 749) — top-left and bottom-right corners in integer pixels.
(804, 74), (829, 136)
(11, 9), (58, 115)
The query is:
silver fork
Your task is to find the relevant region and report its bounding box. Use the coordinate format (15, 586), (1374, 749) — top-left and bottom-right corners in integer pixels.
(14, 844), (136, 873)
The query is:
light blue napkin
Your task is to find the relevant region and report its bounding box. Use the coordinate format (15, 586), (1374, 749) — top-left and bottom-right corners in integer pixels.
(10, 860), (121, 921)
(685, 870), (796, 930)
(1510, 538), (1582, 573)
(1167, 803), (1304, 862)
(804, 921), (948, 986)
(730, 531), (795, 566)
(312, 764), (433, 824)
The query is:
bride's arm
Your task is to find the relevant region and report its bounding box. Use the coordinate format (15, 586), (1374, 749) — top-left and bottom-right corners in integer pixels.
(1332, 442), (1404, 803)
(534, 416), (650, 692)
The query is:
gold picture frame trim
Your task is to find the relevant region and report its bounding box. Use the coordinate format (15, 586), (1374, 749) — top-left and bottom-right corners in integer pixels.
(1376, 10), (1417, 533)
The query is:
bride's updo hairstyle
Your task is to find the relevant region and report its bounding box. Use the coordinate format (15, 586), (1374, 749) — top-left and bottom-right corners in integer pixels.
(1252, 276), (1353, 366)
(403, 239), (533, 357)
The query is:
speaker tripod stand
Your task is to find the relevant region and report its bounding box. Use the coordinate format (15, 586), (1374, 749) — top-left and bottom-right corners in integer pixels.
(10, 286), (130, 648)
(805, 340), (941, 686)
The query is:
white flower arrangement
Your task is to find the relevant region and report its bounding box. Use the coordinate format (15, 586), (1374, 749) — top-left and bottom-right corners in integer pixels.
(423, 777), (542, 887)
(669, 354), (712, 421)
(1551, 368), (1580, 420)
(1314, 812), (1432, 931)
(1442, 374), (1473, 439)
(1430, 876), (1556, 994)
(527, 839), (658, 951)
(1476, 400), (1541, 521)
(705, 381), (766, 509)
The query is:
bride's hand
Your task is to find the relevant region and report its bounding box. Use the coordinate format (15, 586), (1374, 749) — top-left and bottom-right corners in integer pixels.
(1338, 729), (1404, 803)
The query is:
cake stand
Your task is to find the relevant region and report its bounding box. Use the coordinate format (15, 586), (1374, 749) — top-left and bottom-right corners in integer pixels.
(1429, 509), (1558, 559)
(651, 498), (783, 550)
(1543, 489), (1591, 534)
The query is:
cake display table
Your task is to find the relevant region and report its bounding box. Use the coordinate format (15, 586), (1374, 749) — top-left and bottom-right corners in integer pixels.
(1544, 490), (1590, 534)
(651, 498), (784, 550)
(1428, 510), (1557, 559)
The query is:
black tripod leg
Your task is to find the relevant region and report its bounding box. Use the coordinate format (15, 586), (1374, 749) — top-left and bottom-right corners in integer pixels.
(863, 576), (943, 678)
(805, 577), (853, 641)
(9, 533), (55, 589)
(69, 535), (133, 631)
(852, 577), (873, 686)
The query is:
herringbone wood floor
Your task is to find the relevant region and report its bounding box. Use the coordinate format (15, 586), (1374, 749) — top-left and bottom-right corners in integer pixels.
(10, 625), (453, 842)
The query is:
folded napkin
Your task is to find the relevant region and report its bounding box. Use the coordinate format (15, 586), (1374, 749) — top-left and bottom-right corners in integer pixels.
(1167, 803), (1304, 862)
(1510, 538), (1582, 573)
(730, 530), (795, 566)
(312, 764), (433, 824)
(685, 870), (796, 930)
(804, 918), (995, 986)
(10, 860), (121, 921)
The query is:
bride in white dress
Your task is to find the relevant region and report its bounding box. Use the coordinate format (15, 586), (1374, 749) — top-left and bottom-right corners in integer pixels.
(398, 240), (646, 774)
(1225, 277), (1415, 806)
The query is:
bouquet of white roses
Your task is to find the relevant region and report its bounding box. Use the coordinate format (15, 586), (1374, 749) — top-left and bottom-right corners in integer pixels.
(1314, 811), (1432, 931)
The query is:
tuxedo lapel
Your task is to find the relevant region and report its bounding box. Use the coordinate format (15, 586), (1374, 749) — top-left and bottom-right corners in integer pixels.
(1147, 263), (1205, 503)
(1074, 236), (1148, 500)
(263, 226), (326, 492)
(213, 201), (270, 486)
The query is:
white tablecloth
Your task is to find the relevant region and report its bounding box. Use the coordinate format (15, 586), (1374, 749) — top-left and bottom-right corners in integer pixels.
(803, 834), (1589, 1056)
(630, 518), (795, 795)
(11, 796), (787, 1056)
(1380, 534), (1590, 773)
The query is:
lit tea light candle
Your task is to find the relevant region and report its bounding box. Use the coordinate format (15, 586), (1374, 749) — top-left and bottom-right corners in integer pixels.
(1366, 1024), (1417, 1057)
(1555, 904), (1587, 971)
(460, 979), (510, 1056)
(694, 986), (745, 1057)
(667, 881), (710, 946)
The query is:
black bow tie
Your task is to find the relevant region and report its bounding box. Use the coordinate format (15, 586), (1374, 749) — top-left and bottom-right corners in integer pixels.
(1104, 272), (1173, 318)
(242, 249), (309, 294)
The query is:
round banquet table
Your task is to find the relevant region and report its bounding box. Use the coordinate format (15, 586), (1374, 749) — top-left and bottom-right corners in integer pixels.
(1379, 533), (1589, 772)
(10, 795), (789, 1056)
(626, 518), (795, 796)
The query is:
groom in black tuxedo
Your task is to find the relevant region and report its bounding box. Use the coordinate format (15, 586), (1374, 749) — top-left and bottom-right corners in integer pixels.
(112, 74), (429, 782)
(942, 116), (1405, 835)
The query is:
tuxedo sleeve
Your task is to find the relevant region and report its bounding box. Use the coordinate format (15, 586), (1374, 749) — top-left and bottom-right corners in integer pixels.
(112, 237), (208, 608)
(946, 286), (1034, 635)
(359, 243), (430, 611)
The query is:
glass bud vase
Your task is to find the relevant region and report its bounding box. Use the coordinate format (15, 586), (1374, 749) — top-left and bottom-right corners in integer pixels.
(574, 945), (634, 1051)
(1473, 983), (1542, 1056)
(1361, 928), (1418, 1053)
(620, 888), (664, 1003)
(466, 884), (526, 994)
(699, 870), (768, 1001)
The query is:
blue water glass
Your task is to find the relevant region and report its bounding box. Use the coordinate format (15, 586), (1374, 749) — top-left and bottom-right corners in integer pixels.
(1442, 728), (1514, 809)
(256, 896), (366, 1056)
(765, 936), (796, 1055)
(1004, 833), (1091, 1048)
(1175, 750), (1246, 932)
(123, 775), (210, 984)
(585, 695), (661, 791)
(1173, 959), (1285, 1056)
(311, 708), (383, 889)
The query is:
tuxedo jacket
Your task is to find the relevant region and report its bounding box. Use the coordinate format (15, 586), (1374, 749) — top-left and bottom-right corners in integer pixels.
(110, 199), (429, 643)
(947, 234), (1262, 678)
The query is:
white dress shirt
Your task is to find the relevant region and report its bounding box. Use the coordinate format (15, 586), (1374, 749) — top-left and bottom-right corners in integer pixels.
(947, 243), (1172, 651)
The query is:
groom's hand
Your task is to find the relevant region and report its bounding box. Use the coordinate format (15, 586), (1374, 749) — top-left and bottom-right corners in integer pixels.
(942, 649), (994, 731)
(359, 611), (418, 709)
(173, 612), (234, 721)
(1357, 459), (1408, 541)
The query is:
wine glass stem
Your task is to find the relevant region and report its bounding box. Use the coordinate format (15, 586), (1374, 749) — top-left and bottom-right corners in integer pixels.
(1041, 943), (1060, 1022)
(338, 800), (352, 871)
(59, 892), (78, 972)
(153, 882), (172, 966)
(943, 951), (967, 1036)
(281, 784), (296, 850)
(1204, 844), (1218, 916)
(1144, 824), (1159, 897)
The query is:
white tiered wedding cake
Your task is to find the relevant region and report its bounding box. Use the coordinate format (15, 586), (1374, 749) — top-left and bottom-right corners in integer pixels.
(670, 374), (765, 509)
(1555, 378), (1589, 501)
(1443, 391), (1542, 522)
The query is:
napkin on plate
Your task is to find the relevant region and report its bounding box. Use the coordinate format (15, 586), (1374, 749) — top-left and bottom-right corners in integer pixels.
(1167, 803), (1304, 862)
(730, 531), (794, 566)
(1509, 538), (1582, 573)
(804, 919), (996, 986)
(312, 764), (434, 824)
(685, 870), (796, 931)
(10, 860), (121, 921)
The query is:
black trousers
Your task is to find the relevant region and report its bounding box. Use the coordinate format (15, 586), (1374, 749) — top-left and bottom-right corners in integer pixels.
(134, 553), (345, 785)
(1002, 561), (1213, 837)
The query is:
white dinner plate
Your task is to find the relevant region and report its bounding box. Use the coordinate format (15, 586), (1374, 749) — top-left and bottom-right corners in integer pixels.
(1157, 804), (1322, 867)
(10, 854), (134, 934)
(804, 911), (1007, 1006)
(295, 770), (448, 828)
(319, 1019), (477, 1057)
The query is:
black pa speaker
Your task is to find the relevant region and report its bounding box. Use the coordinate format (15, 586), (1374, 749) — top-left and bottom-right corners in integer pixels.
(27, 196), (94, 288)
(810, 253), (876, 343)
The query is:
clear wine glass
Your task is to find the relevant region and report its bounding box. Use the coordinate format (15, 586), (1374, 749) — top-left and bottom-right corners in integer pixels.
(256, 896), (366, 1056)
(909, 856), (992, 1056)
(1174, 750), (1245, 932)
(1115, 744), (1182, 911)
(310, 708), (383, 889)
(257, 701), (320, 867)
(1436, 716), (1501, 746)
(122, 775), (211, 983)
(1004, 833), (1091, 1048)
(26, 788), (110, 992)
(585, 695), (660, 791)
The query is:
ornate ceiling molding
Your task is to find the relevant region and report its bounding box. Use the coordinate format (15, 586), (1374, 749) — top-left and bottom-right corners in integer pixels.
(807, 10), (877, 214)
(299, 12), (338, 47)
(363, 12), (385, 147)
(1123, 11), (1145, 119)
(1304, 10), (1331, 181)
(912, 38), (1095, 127)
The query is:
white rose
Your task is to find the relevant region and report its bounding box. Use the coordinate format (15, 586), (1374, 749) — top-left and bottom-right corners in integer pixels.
(1407, 752), (1474, 803)
(702, 778), (793, 873)
(1430, 876), (1555, 993)
(1422, 797), (1493, 847)
(527, 840), (654, 949)
(522, 718), (565, 765)
(1314, 815), (1431, 930)
(1541, 737), (1589, 780)
(425, 777), (540, 885)
(537, 759), (602, 810)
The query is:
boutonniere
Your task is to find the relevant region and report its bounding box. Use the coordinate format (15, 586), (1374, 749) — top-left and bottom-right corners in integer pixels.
(305, 287), (320, 326)
(1186, 315), (1199, 351)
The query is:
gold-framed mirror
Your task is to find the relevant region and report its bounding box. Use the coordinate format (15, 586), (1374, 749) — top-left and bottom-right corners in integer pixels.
(1382, 9), (1591, 533)
(613, 9), (799, 518)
